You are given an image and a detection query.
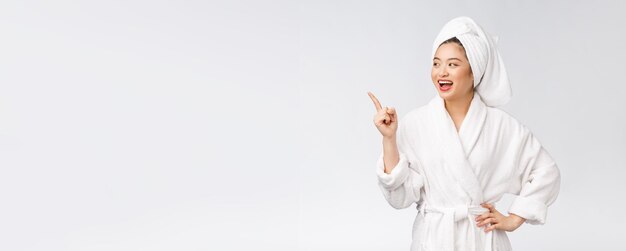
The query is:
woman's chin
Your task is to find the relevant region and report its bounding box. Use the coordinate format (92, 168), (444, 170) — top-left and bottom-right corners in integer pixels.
(437, 90), (454, 99)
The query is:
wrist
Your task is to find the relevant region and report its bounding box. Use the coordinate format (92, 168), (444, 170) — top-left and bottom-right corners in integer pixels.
(383, 135), (396, 141)
(508, 213), (526, 225)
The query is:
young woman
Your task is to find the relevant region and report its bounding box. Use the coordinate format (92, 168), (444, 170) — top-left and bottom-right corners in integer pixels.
(368, 17), (560, 250)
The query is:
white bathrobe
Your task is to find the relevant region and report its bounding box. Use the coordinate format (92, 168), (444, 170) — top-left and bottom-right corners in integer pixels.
(376, 93), (560, 251)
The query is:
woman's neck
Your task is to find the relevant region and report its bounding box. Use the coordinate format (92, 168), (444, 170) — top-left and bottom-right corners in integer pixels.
(444, 93), (474, 132)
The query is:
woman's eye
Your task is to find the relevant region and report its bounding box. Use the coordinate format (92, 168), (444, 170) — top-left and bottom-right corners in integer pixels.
(433, 62), (439, 66)
(448, 63), (458, 67)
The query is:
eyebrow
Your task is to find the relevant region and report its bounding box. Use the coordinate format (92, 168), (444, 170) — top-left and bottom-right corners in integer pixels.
(433, 57), (463, 62)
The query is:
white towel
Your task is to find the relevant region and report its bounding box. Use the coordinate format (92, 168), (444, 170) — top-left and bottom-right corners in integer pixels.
(431, 16), (512, 107)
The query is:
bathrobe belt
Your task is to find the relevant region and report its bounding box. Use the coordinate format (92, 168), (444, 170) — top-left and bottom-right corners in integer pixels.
(418, 203), (494, 251)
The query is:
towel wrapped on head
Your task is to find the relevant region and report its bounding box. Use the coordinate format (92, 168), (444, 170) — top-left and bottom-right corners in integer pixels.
(431, 16), (512, 107)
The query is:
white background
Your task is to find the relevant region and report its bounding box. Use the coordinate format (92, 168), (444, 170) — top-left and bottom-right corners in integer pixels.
(1, 0), (624, 250)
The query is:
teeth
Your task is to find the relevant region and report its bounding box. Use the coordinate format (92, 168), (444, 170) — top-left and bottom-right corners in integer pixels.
(438, 80), (453, 85)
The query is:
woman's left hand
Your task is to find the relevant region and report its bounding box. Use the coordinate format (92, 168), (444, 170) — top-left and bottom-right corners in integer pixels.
(475, 203), (526, 233)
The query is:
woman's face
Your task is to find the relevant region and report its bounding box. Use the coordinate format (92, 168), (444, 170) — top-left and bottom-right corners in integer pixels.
(431, 42), (474, 102)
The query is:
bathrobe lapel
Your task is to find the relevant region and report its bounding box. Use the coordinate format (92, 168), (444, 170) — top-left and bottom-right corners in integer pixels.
(428, 93), (487, 204)
(458, 93), (488, 159)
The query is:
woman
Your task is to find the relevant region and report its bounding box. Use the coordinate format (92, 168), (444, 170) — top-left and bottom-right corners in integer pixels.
(368, 17), (560, 250)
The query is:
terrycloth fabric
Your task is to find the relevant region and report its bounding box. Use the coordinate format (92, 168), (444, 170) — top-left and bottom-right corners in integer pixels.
(431, 16), (512, 107)
(376, 93), (561, 250)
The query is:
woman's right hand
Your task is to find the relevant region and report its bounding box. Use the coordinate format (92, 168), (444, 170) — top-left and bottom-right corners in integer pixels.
(368, 92), (398, 138)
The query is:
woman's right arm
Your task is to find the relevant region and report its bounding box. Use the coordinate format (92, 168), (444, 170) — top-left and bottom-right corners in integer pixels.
(369, 92), (424, 209)
(382, 135), (399, 174)
(368, 92), (400, 172)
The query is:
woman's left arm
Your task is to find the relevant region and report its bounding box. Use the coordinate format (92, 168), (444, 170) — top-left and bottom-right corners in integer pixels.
(477, 125), (561, 232)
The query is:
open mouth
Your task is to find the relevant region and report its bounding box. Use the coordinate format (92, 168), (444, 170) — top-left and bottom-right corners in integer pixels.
(438, 80), (453, 91)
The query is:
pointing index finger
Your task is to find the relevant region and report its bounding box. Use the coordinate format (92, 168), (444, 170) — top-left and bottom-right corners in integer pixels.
(367, 92), (383, 111)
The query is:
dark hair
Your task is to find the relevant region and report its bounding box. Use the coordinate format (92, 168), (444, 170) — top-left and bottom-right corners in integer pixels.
(439, 37), (464, 48)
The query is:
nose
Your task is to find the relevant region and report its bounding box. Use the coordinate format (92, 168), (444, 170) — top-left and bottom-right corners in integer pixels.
(438, 66), (449, 78)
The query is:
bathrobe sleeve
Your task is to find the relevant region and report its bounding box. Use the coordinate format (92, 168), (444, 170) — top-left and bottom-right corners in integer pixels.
(508, 125), (561, 225)
(376, 117), (424, 209)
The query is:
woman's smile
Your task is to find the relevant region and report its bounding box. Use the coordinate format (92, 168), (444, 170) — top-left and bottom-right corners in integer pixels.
(438, 79), (453, 92)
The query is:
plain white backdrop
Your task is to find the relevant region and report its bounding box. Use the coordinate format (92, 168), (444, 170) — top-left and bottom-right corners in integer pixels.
(0, 0), (624, 250)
